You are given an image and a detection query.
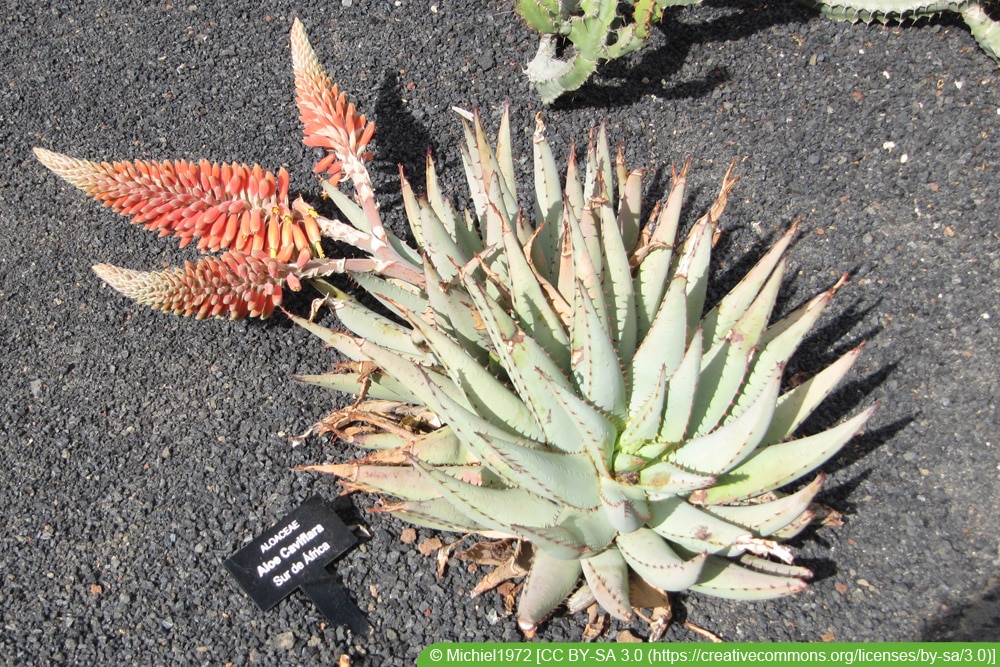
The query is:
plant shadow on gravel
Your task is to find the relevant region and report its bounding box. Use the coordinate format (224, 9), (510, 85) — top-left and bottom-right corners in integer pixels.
(708, 228), (894, 435)
(373, 71), (438, 213)
(922, 574), (1000, 640)
(544, 0), (980, 110)
(548, 0), (819, 110)
(757, 469), (874, 585)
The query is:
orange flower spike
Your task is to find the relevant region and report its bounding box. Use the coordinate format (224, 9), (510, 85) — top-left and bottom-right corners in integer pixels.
(290, 18), (374, 181)
(33, 21), (389, 320)
(33, 148), (292, 256)
(92, 251), (296, 320)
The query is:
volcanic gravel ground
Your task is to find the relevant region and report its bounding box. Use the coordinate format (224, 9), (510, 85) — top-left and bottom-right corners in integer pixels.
(2, 1), (999, 664)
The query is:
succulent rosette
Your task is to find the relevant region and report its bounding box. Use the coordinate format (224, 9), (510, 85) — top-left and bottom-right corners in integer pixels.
(294, 106), (873, 634)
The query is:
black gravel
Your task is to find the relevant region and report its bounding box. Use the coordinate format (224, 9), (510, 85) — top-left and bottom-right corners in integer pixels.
(3, 1), (999, 664)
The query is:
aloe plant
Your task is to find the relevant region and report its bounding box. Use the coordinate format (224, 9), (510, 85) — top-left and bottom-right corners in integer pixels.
(286, 26), (869, 638)
(36, 19), (873, 637)
(293, 102), (873, 633)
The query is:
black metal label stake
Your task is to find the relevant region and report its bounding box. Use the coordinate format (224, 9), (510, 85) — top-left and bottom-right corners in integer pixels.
(225, 495), (369, 635)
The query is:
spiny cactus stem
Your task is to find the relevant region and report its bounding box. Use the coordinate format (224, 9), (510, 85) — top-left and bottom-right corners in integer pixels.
(962, 3), (1000, 61)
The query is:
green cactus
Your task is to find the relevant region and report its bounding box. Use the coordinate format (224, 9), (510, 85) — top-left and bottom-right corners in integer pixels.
(804, 0), (1000, 62)
(518, 0), (702, 104)
(517, 0), (1000, 104)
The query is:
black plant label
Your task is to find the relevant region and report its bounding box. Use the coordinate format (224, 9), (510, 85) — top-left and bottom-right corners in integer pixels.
(225, 495), (369, 635)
